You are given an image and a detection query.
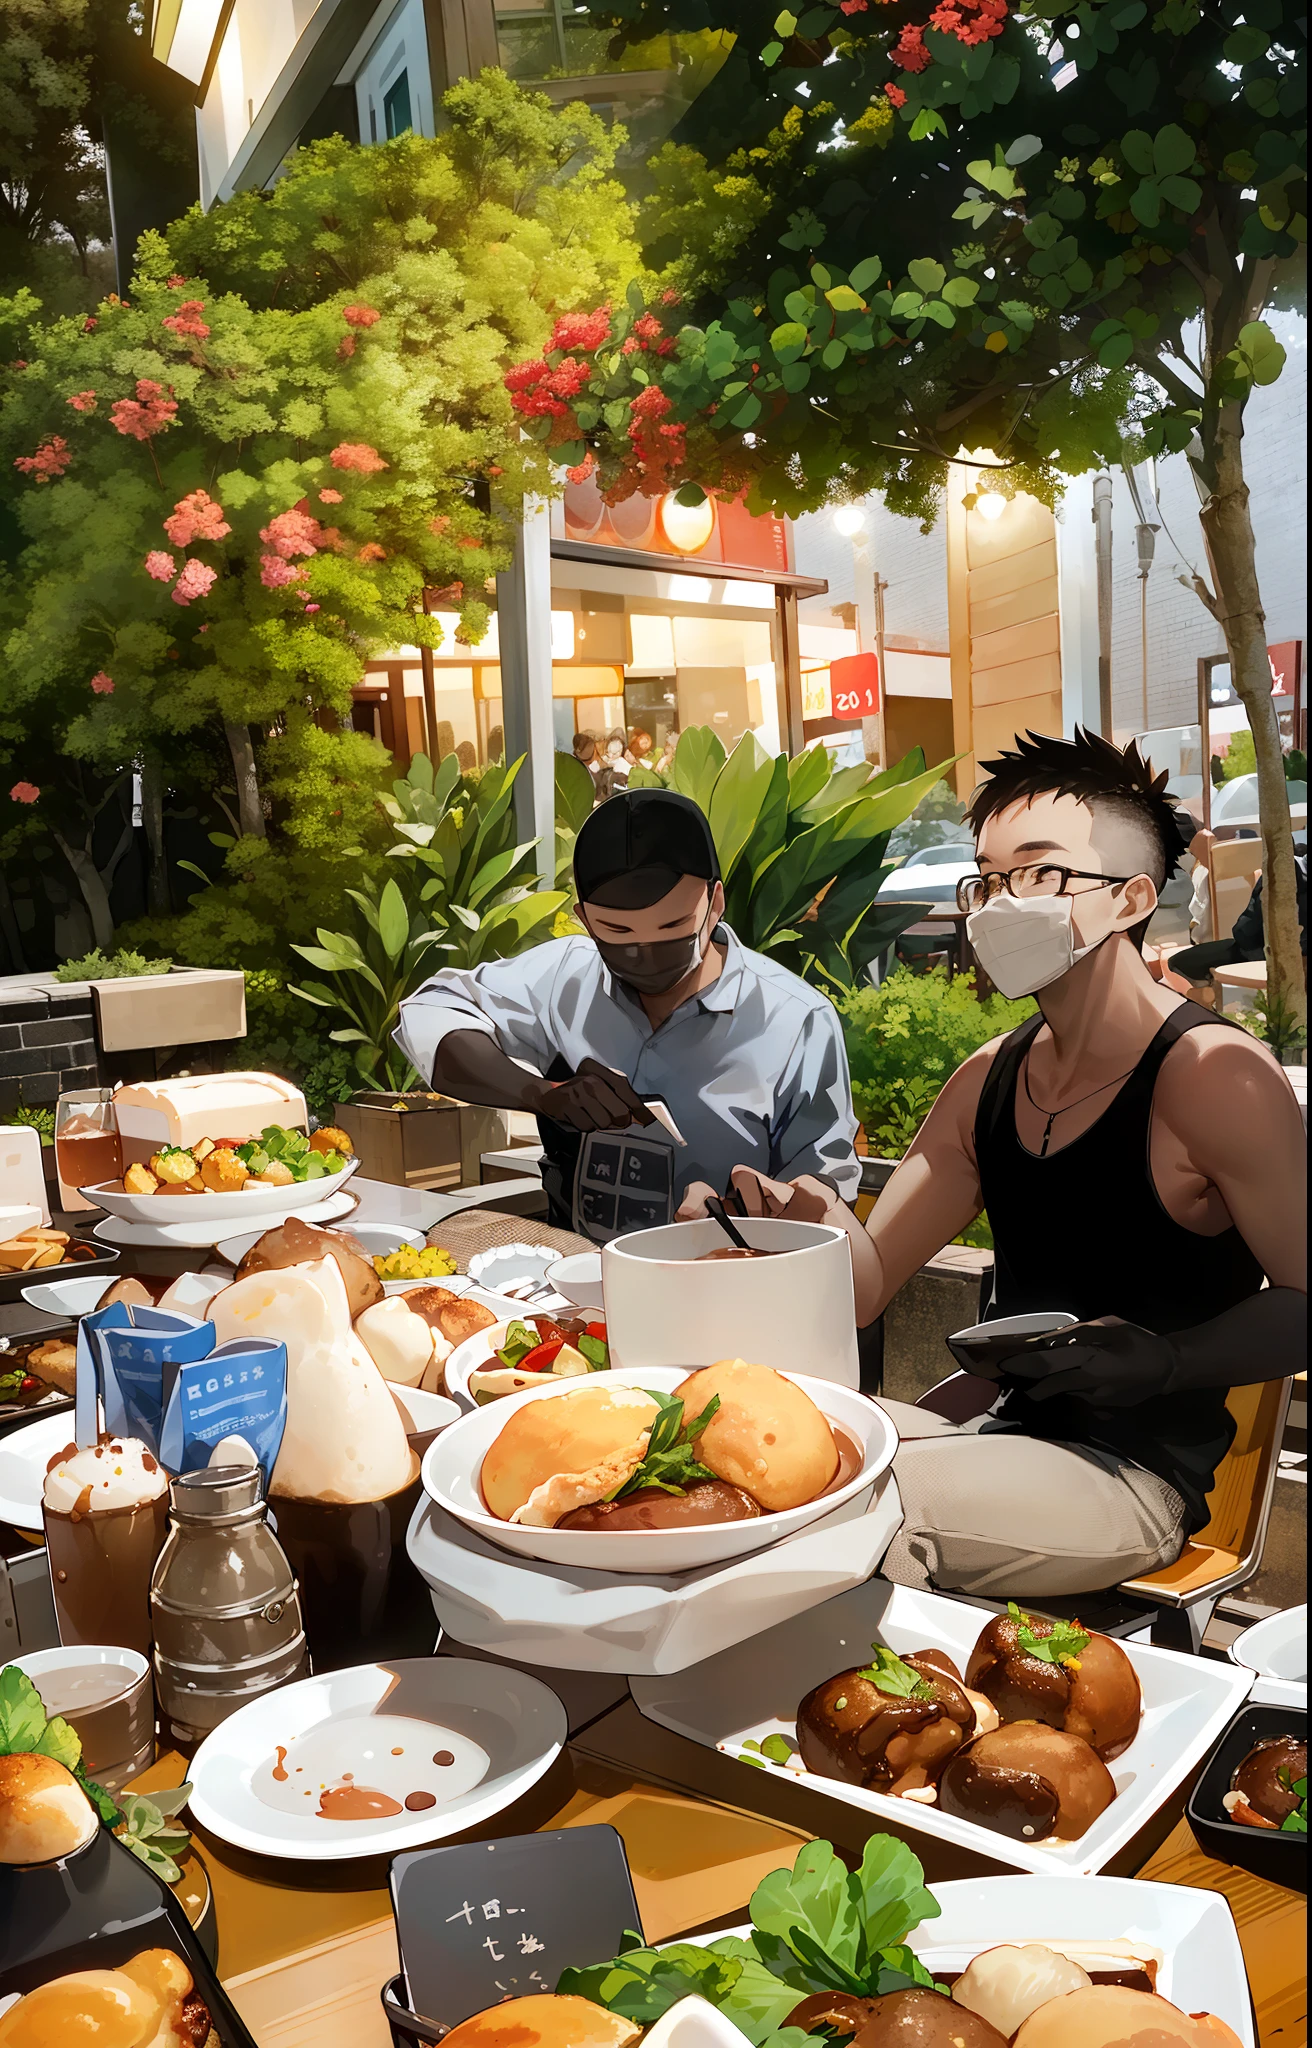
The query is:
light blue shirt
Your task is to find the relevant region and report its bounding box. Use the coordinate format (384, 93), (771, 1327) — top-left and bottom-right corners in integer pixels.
(395, 925), (860, 1206)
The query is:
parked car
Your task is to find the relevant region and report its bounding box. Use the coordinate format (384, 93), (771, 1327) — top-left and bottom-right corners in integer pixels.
(881, 842), (979, 903)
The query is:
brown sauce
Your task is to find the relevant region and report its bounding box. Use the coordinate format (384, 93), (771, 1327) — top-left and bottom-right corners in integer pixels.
(433, 1750), (455, 1766)
(697, 1247), (777, 1260)
(818, 1426), (863, 1498)
(404, 1790), (437, 1811)
(316, 1781), (404, 1820)
(272, 1745), (289, 1782)
(557, 1479), (761, 1532)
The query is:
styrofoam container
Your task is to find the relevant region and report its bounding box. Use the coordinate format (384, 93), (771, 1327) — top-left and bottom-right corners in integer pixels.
(406, 1472), (903, 1674)
(632, 1579), (1254, 1877)
(87, 1157), (358, 1224)
(601, 1218), (859, 1388)
(1229, 1602), (1307, 1707)
(420, 1365), (894, 1573)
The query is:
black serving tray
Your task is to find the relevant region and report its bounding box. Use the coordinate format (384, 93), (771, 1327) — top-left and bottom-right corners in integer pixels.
(1186, 1702), (1306, 1892)
(0, 1238), (119, 1304)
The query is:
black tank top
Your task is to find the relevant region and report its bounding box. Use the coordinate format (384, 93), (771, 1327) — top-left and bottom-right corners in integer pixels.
(975, 1001), (1264, 1531)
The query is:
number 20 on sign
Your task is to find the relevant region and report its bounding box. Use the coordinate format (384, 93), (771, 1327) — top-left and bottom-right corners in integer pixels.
(828, 652), (880, 721)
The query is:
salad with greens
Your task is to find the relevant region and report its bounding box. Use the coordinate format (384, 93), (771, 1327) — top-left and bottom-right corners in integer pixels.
(236, 1124), (349, 1181)
(558, 1833), (943, 2043)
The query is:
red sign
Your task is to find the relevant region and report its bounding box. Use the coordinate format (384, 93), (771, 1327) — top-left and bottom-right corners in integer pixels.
(829, 652), (880, 721)
(1268, 640), (1302, 697)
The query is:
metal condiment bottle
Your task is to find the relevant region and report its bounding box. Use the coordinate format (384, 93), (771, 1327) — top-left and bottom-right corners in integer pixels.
(150, 1465), (309, 1749)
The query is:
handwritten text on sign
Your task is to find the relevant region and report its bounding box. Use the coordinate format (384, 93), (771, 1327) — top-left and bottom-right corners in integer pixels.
(829, 651), (880, 722)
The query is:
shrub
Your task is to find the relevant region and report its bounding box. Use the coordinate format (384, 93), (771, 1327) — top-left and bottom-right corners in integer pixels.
(840, 966), (1036, 1154)
(235, 972), (358, 1123)
(54, 948), (173, 982)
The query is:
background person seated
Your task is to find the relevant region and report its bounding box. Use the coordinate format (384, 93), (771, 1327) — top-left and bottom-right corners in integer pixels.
(1168, 850), (1307, 991)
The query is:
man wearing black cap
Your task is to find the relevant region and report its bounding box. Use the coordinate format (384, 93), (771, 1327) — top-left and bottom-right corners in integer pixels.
(395, 787), (860, 1242)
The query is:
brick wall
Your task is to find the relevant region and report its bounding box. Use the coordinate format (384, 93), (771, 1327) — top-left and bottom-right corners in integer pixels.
(0, 985), (102, 1114)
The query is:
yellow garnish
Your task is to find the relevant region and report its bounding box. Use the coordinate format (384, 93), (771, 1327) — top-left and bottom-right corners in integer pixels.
(372, 1243), (458, 1281)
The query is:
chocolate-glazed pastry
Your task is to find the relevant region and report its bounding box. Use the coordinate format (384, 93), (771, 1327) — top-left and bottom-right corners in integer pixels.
(1229, 1734), (1306, 1828)
(939, 1723), (1115, 1842)
(965, 1607), (1141, 1761)
(797, 1648), (975, 1795)
(846, 1986), (1009, 2045)
(557, 1480), (760, 1531)
(784, 1992), (880, 2037)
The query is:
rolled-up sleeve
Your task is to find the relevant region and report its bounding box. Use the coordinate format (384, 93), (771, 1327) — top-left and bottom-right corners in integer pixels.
(395, 943), (565, 1084)
(770, 999), (861, 1201)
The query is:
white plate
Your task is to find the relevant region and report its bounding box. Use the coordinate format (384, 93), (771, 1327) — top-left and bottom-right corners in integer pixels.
(332, 1222), (427, 1260)
(631, 1580), (1254, 1877)
(87, 1157), (358, 1224)
(444, 1318), (609, 1411)
(1229, 1603), (1307, 1707)
(545, 1253), (604, 1311)
(0, 1412), (77, 1530)
(422, 1366), (894, 1574)
(686, 1874), (1253, 2045)
(99, 1189), (359, 1254)
(20, 1273), (115, 1317)
(406, 1473), (903, 1675)
(187, 1656), (566, 1861)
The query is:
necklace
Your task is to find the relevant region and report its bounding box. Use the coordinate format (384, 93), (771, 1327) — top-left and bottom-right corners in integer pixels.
(1022, 1053), (1139, 1157)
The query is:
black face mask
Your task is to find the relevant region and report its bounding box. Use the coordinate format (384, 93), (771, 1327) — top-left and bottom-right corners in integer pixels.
(593, 904), (714, 995)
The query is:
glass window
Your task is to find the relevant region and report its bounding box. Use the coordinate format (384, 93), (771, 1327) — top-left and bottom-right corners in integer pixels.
(383, 69), (412, 138)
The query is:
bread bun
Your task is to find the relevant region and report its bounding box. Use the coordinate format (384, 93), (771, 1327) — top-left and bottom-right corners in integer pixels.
(0, 1949), (201, 2048)
(481, 1383), (660, 1522)
(0, 1753), (98, 1864)
(355, 1297), (434, 1386)
(673, 1359), (838, 1511)
(235, 1216), (382, 1317)
(442, 1995), (640, 2045)
(1012, 1984), (1243, 2047)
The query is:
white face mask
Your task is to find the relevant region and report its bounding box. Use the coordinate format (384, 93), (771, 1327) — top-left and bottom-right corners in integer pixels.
(966, 892), (1102, 999)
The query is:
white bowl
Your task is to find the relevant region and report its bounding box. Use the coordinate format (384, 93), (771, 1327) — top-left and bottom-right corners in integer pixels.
(545, 1252), (604, 1310)
(390, 1384), (461, 1437)
(420, 1364), (894, 1574)
(1229, 1602), (1306, 1706)
(331, 1221), (427, 1261)
(87, 1157), (358, 1224)
(632, 1579), (1255, 1878)
(602, 1218), (859, 1388)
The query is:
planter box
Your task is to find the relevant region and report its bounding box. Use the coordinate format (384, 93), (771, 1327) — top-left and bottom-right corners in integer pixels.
(90, 969), (245, 1053)
(334, 1093), (509, 1192)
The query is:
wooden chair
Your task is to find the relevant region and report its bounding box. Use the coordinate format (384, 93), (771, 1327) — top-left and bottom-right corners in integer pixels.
(1206, 834), (1263, 943)
(913, 1371), (1292, 1651)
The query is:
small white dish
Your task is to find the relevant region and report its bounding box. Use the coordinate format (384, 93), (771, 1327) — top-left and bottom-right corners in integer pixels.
(422, 1365), (894, 1575)
(632, 1579), (1254, 1877)
(546, 1252), (604, 1311)
(186, 1656), (566, 1862)
(87, 1157), (358, 1225)
(20, 1273), (115, 1317)
(1229, 1603), (1307, 1707)
(391, 1384), (461, 1438)
(332, 1222), (427, 1261)
(0, 1411), (78, 1530)
(466, 1242), (559, 1295)
(684, 1873), (1252, 2046)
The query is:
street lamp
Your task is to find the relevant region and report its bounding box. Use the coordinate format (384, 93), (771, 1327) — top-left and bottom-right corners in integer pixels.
(833, 505), (867, 537)
(976, 490), (1007, 522)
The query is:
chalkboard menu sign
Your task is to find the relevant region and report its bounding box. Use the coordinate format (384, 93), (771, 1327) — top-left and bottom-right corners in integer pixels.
(391, 1825), (642, 2031)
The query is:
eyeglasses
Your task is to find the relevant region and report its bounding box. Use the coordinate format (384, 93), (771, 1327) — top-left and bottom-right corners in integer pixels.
(956, 865), (1135, 913)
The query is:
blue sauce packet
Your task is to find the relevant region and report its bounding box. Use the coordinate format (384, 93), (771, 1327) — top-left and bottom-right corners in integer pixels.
(158, 1338), (288, 1492)
(77, 1304), (215, 1452)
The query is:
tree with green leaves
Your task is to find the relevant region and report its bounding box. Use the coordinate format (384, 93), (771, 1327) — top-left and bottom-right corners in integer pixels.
(515, 0), (1306, 1021)
(0, 72), (638, 968)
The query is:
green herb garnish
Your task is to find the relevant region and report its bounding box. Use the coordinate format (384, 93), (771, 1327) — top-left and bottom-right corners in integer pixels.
(1279, 1773), (1308, 1833)
(578, 1332), (609, 1371)
(857, 1645), (933, 1700)
(741, 1733), (798, 1770)
(1008, 1601), (1090, 1667)
(115, 1784), (194, 1882)
(0, 1664), (120, 1828)
(609, 1390), (720, 1500)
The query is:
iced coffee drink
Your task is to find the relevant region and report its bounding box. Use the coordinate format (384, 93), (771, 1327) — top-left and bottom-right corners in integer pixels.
(42, 1438), (170, 1659)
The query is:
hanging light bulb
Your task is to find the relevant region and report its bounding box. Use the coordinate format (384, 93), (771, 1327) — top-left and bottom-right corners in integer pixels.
(976, 490), (1007, 522)
(833, 504), (867, 536)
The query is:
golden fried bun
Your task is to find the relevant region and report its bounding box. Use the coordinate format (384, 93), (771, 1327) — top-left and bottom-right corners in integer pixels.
(442, 1995), (640, 2045)
(674, 1359), (839, 1512)
(0, 1970), (157, 2048)
(0, 1752), (99, 1865)
(480, 1383), (660, 1522)
(1012, 1984), (1243, 2047)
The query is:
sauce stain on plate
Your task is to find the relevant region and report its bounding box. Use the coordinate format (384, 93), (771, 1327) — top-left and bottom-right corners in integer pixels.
(255, 1713), (489, 1824)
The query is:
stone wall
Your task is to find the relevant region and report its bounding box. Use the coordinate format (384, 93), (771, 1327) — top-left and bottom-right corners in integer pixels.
(0, 981), (101, 1114)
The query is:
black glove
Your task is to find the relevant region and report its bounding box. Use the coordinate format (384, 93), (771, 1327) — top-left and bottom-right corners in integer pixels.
(1000, 1317), (1175, 1408)
(533, 1058), (655, 1135)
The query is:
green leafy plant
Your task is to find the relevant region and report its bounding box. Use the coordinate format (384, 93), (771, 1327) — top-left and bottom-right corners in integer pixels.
(288, 875), (445, 1094)
(560, 1833), (943, 2042)
(0, 1663), (118, 1826)
(1239, 984), (1308, 1067)
(841, 967), (1036, 1148)
(3, 1103), (55, 1146)
(114, 1783), (194, 1883)
(54, 947), (173, 982)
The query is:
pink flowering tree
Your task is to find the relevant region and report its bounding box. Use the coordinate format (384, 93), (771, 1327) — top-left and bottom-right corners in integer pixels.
(0, 72), (636, 965)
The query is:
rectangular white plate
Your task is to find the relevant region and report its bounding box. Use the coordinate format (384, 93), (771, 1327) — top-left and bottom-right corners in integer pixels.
(632, 1580), (1253, 1876)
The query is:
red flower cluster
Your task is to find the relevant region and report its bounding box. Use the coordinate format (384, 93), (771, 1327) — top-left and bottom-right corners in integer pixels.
(14, 436), (72, 480)
(343, 304), (381, 328)
(260, 556), (304, 590)
(930, 0), (1007, 42)
(111, 380), (178, 442)
(566, 454), (596, 485)
(164, 490), (231, 547)
(172, 560), (218, 605)
(357, 542), (387, 562)
(145, 551), (176, 581)
(891, 21), (931, 69)
(90, 672), (114, 695)
(260, 507), (328, 560)
(840, 1), (869, 13)
(547, 308), (611, 353)
(624, 384), (686, 491)
(9, 783), (39, 804)
(337, 335), (357, 359)
(505, 355), (593, 420)
(162, 299), (210, 340)
(67, 390), (97, 413)
(167, 275), (188, 288)
(885, 82), (908, 104)
(319, 488), (343, 504)
(330, 442), (388, 473)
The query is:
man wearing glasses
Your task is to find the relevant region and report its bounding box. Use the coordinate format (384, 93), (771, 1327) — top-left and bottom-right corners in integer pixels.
(686, 728), (1306, 1598)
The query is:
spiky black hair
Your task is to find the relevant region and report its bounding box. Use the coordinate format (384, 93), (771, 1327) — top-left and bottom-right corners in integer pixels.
(966, 727), (1189, 888)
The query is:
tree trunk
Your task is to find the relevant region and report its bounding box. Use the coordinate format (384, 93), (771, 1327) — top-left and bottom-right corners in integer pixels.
(0, 864), (27, 973)
(51, 830), (116, 951)
(1195, 403), (1305, 1031)
(141, 755), (171, 916)
(224, 721), (267, 839)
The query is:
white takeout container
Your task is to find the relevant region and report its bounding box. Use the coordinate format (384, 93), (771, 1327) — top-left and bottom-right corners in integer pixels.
(632, 1580), (1254, 1877)
(602, 1218), (859, 1388)
(420, 1364), (894, 1574)
(407, 1472), (903, 1675)
(1229, 1602), (1307, 1707)
(86, 1157), (358, 1224)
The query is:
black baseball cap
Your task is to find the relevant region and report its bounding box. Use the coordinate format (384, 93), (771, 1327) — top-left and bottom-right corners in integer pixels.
(574, 789), (720, 909)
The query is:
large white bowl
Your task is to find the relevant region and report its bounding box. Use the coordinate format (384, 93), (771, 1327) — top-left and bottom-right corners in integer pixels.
(601, 1217), (859, 1388)
(1229, 1602), (1306, 1707)
(420, 1364), (894, 1574)
(86, 1157), (358, 1224)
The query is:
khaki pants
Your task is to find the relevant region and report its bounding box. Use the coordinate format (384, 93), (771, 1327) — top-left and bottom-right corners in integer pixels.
(877, 1399), (1188, 1600)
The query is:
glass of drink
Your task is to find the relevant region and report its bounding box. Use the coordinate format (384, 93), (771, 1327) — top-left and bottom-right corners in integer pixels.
(55, 1087), (123, 1214)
